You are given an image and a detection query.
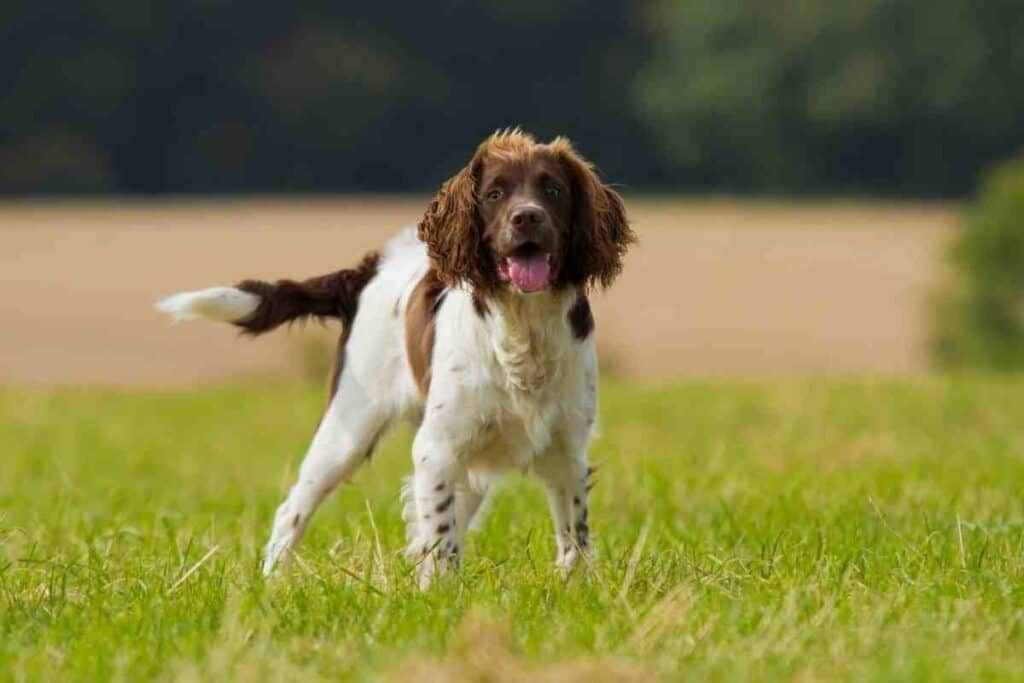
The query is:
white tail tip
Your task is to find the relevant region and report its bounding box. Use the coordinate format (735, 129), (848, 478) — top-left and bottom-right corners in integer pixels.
(154, 287), (261, 324)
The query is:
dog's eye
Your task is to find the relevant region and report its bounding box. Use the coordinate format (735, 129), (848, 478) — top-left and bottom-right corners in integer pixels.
(486, 188), (503, 202)
(546, 185), (562, 199)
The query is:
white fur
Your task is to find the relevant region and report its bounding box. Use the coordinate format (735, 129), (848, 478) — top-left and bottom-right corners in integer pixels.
(154, 287), (260, 324)
(159, 228), (598, 587)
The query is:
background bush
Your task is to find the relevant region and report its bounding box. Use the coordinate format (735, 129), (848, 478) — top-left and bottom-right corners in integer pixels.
(933, 155), (1024, 367)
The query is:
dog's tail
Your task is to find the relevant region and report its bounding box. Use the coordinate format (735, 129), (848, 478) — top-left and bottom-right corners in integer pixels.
(155, 251), (381, 336)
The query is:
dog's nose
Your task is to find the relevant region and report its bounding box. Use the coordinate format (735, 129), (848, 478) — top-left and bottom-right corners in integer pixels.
(509, 205), (547, 226)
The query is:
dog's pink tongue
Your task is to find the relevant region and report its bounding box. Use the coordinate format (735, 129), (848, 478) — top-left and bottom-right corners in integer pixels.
(507, 254), (551, 292)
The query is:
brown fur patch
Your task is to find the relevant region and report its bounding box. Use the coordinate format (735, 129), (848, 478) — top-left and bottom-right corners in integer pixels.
(435, 493), (455, 513)
(551, 138), (636, 290)
(234, 252), (380, 336)
(567, 294), (594, 340)
(405, 269), (447, 398)
(233, 251), (381, 411)
(471, 292), (489, 319)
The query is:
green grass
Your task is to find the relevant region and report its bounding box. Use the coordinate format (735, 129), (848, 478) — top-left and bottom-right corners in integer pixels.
(2, 377), (1024, 681)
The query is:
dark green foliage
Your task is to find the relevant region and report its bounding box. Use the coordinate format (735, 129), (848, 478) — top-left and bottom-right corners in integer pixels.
(933, 155), (1024, 367)
(3, 0), (1024, 195)
(0, 1), (658, 195)
(636, 0), (1024, 195)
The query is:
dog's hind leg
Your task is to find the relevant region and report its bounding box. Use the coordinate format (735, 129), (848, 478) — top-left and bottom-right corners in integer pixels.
(461, 472), (500, 534)
(262, 371), (390, 575)
(460, 484), (489, 533)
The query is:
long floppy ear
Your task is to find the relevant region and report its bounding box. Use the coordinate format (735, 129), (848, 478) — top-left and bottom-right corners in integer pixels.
(555, 140), (636, 289)
(417, 158), (491, 290)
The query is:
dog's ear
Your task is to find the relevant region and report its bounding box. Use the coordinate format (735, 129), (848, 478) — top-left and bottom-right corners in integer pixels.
(417, 155), (491, 290)
(555, 139), (635, 289)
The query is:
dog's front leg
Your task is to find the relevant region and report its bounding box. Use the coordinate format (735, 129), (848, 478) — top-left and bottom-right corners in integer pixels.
(408, 425), (467, 589)
(533, 445), (592, 573)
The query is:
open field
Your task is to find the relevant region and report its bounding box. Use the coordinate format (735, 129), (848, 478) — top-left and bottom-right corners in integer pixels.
(2, 377), (1024, 680)
(0, 197), (954, 384)
(2, 198), (1002, 681)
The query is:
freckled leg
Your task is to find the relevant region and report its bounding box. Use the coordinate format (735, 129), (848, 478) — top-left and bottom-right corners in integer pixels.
(262, 373), (388, 576)
(574, 466), (593, 558)
(533, 452), (591, 572)
(401, 478), (486, 551)
(408, 433), (466, 589)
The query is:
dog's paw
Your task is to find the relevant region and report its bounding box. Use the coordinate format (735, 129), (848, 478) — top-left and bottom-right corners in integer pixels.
(407, 539), (459, 590)
(261, 498), (310, 576)
(262, 537), (291, 576)
(415, 552), (459, 590)
(556, 544), (592, 576)
(556, 548), (580, 574)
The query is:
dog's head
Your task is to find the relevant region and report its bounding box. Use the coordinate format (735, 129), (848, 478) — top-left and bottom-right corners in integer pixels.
(417, 129), (634, 294)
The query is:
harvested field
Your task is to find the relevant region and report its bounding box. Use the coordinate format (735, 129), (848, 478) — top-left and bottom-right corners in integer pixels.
(0, 197), (955, 385)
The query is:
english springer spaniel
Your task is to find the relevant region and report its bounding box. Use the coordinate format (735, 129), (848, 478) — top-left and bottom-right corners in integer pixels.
(157, 129), (634, 587)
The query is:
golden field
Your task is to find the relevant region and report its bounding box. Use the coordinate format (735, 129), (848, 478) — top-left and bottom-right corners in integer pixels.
(0, 197), (955, 386)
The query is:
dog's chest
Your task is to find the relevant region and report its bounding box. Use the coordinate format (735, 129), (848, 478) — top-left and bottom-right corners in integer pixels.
(466, 311), (574, 470)
(465, 386), (561, 471)
(488, 291), (571, 391)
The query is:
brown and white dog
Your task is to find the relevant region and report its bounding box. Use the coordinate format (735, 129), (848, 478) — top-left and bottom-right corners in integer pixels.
(156, 130), (634, 586)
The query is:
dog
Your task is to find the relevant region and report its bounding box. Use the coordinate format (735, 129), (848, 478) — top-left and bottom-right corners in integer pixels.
(156, 129), (634, 587)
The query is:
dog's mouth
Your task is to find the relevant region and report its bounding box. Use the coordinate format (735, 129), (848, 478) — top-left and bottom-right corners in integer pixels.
(497, 242), (552, 293)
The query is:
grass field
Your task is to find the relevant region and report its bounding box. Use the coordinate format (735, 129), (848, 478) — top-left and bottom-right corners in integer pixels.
(2, 376), (1023, 681)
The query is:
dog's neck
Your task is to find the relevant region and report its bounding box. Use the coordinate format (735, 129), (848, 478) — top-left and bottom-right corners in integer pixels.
(481, 287), (577, 394)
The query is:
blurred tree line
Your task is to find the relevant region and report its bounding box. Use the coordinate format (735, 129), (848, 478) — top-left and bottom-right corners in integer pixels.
(2, 0), (1022, 196)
